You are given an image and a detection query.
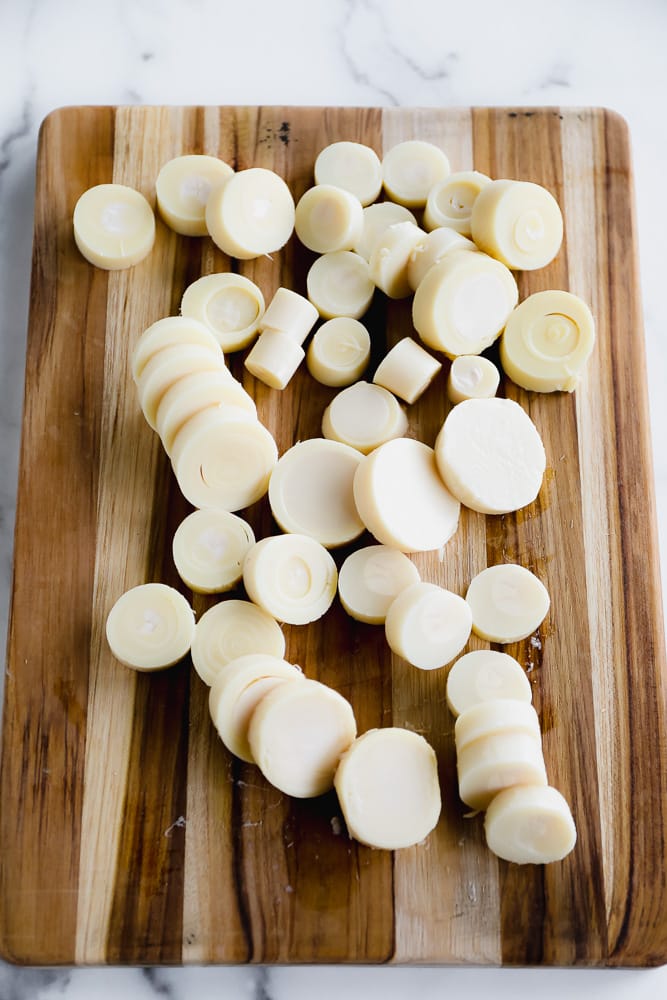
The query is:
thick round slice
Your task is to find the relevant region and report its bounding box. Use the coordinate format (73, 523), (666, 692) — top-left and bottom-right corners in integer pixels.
(243, 534), (338, 625)
(466, 563), (550, 643)
(484, 785), (577, 864)
(156, 370), (256, 455)
(248, 678), (357, 797)
(172, 508), (255, 594)
(353, 438), (460, 553)
(259, 287), (319, 345)
(382, 140), (450, 208)
(435, 398), (546, 515)
(208, 654), (303, 762)
(314, 142), (383, 206)
(244, 330), (305, 389)
(136, 343), (228, 429)
(106, 583), (195, 671)
(354, 202), (417, 260)
(180, 272), (265, 351)
(131, 316), (223, 380)
(307, 251), (374, 320)
(171, 408), (278, 511)
(423, 171), (491, 234)
(446, 650), (532, 717)
(190, 600), (285, 687)
(156, 155), (233, 236)
(385, 582), (472, 670)
(407, 227), (476, 291)
(369, 221), (425, 298)
(471, 179), (563, 271)
(372, 337), (441, 404)
(334, 728), (441, 849)
(73, 183), (155, 269)
(454, 699), (541, 752)
(268, 439), (364, 548)
(322, 381), (407, 454)
(457, 730), (547, 811)
(205, 167), (295, 259)
(447, 355), (500, 404)
(295, 185), (364, 253)
(307, 318), (371, 387)
(338, 545), (420, 625)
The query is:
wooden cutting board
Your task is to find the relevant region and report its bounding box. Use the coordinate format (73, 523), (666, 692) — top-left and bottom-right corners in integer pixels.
(1, 105), (666, 967)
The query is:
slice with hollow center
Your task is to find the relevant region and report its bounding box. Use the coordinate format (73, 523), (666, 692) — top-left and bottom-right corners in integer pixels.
(208, 654), (303, 763)
(295, 185), (364, 254)
(156, 370), (256, 455)
(465, 563), (550, 643)
(243, 533), (338, 625)
(385, 581), (472, 670)
(205, 167), (295, 259)
(435, 397), (546, 515)
(457, 730), (548, 811)
(268, 439), (364, 548)
(307, 318), (371, 387)
(484, 784), (577, 864)
(322, 381), (408, 455)
(73, 183), (155, 269)
(447, 355), (500, 404)
(382, 140), (450, 208)
(338, 545), (420, 625)
(446, 650), (532, 717)
(314, 141), (383, 206)
(471, 179), (563, 271)
(423, 170), (491, 235)
(190, 600), (285, 687)
(454, 698), (541, 752)
(353, 438), (460, 553)
(172, 508), (255, 594)
(131, 316), (223, 380)
(156, 155), (233, 236)
(248, 678), (357, 798)
(334, 728), (441, 849)
(106, 583), (195, 671)
(180, 272), (265, 351)
(307, 251), (374, 320)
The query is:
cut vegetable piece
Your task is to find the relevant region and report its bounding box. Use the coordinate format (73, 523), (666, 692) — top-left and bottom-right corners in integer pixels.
(244, 330), (305, 389)
(136, 343), (229, 429)
(435, 398), (546, 515)
(156, 154), (233, 236)
(208, 654), (303, 762)
(446, 650), (532, 717)
(447, 354), (500, 404)
(369, 221), (426, 298)
(171, 407), (277, 511)
(172, 508), (255, 594)
(471, 179), (563, 270)
(334, 728), (441, 849)
(423, 171), (491, 235)
(314, 142), (383, 206)
(385, 582), (472, 670)
(307, 251), (375, 319)
(243, 533), (338, 625)
(248, 678), (357, 797)
(295, 185), (364, 254)
(484, 785), (577, 864)
(338, 545), (420, 625)
(131, 315), (223, 380)
(500, 290), (596, 393)
(454, 699), (541, 752)
(106, 583), (195, 671)
(180, 272), (265, 351)
(322, 381), (408, 454)
(382, 140), (450, 208)
(156, 370), (257, 455)
(372, 337), (441, 404)
(353, 438), (460, 553)
(466, 563), (550, 643)
(205, 167), (295, 259)
(307, 317), (371, 387)
(191, 600), (285, 687)
(457, 730), (547, 811)
(407, 228), (476, 291)
(259, 287), (319, 345)
(73, 183), (155, 270)
(354, 202), (417, 260)
(412, 252), (518, 358)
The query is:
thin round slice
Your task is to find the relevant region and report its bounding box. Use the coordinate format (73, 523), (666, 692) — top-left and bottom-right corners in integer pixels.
(190, 600), (285, 687)
(172, 508), (255, 594)
(156, 155), (233, 236)
(446, 650), (532, 717)
(314, 142), (383, 206)
(307, 317), (371, 387)
(205, 167), (295, 259)
(73, 183), (155, 269)
(466, 563), (550, 643)
(353, 438), (460, 553)
(454, 699), (541, 752)
(259, 287), (319, 344)
(208, 654), (303, 762)
(373, 337), (441, 404)
(307, 251), (374, 320)
(423, 171), (491, 234)
(248, 678), (357, 797)
(243, 534), (338, 625)
(484, 785), (577, 864)
(447, 355), (500, 404)
(407, 227), (476, 291)
(471, 179), (563, 270)
(295, 185), (364, 253)
(180, 272), (265, 351)
(131, 316), (223, 380)
(382, 140), (450, 208)
(354, 202), (418, 260)
(338, 545), (420, 624)
(369, 221), (425, 298)
(334, 728), (441, 849)
(106, 583), (194, 671)
(435, 398), (546, 515)
(156, 370), (257, 455)
(385, 582), (472, 670)
(322, 381), (408, 454)
(136, 343), (228, 429)
(244, 330), (305, 389)
(457, 730), (547, 811)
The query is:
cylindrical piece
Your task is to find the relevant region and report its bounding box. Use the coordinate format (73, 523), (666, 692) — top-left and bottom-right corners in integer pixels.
(243, 534), (338, 625)
(471, 179), (563, 271)
(172, 509), (255, 594)
(322, 381), (408, 454)
(259, 287), (319, 345)
(205, 167), (295, 259)
(295, 184), (364, 253)
(306, 317), (371, 387)
(106, 583), (195, 671)
(307, 251), (375, 319)
(465, 563), (550, 643)
(369, 221), (426, 299)
(156, 155), (233, 236)
(423, 171), (491, 234)
(382, 140), (451, 208)
(373, 337), (441, 404)
(73, 183), (155, 269)
(407, 228), (476, 292)
(447, 355), (500, 404)
(337, 545), (420, 625)
(446, 650), (532, 717)
(385, 582), (472, 670)
(484, 785), (577, 864)
(244, 330), (305, 389)
(314, 141), (383, 206)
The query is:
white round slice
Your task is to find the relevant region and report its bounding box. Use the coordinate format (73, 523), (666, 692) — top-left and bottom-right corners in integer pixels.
(407, 227), (477, 292)
(471, 179), (563, 271)
(465, 563), (550, 643)
(156, 370), (257, 455)
(314, 141), (383, 206)
(368, 221), (425, 299)
(73, 183), (155, 269)
(243, 534), (338, 625)
(180, 272), (265, 351)
(307, 251), (375, 320)
(244, 330), (305, 390)
(322, 381), (408, 454)
(172, 508), (255, 594)
(423, 170), (492, 235)
(434, 397), (546, 515)
(259, 287), (319, 345)
(484, 785), (577, 864)
(136, 343), (229, 429)
(382, 140), (451, 208)
(190, 599), (285, 687)
(268, 439), (364, 548)
(372, 337), (441, 404)
(208, 654), (303, 762)
(338, 545), (420, 625)
(295, 184), (364, 254)
(131, 316), (223, 380)
(457, 730), (547, 811)
(334, 728), (441, 849)
(106, 583), (195, 671)
(446, 650), (532, 717)
(454, 699), (541, 752)
(205, 167), (295, 259)
(354, 202), (418, 260)
(447, 355), (500, 404)
(307, 317), (371, 387)
(385, 582), (472, 670)
(353, 438), (460, 553)
(156, 155), (234, 236)
(248, 678), (357, 797)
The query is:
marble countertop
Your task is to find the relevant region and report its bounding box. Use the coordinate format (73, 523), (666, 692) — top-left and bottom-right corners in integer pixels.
(1, 0), (666, 995)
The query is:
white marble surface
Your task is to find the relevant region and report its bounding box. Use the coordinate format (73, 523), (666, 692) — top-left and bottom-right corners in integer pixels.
(1, 0), (666, 994)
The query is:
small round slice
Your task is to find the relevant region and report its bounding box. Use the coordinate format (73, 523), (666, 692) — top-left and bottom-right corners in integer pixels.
(73, 183), (155, 270)
(471, 179), (563, 271)
(295, 185), (364, 254)
(354, 202), (418, 260)
(172, 509), (255, 593)
(156, 155), (234, 236)
(372, 337), (441, 404)
(205, 167), (295, 259)
(180, 272), (265, 351)
(243, 534), (338, 625)
(248, 678), (357, 797)
(136, 343), (228, 429)
(369, 221), (425, 299)
(446, 650), (532, 717)
(382, 140), (450, 208)
(465, 564), (550, 643)
(314, 142), (383, 206)
(307, 251), (375, 320)
(423, 171), (491, 234)
(338, 545), (420, 624)
(457, 730), (547, 811)
(191, 600), (285, 687)
(307, 318), (371, 387)
(334, 728), (441, 849)
(484, 785), (577, 864)
(106, 583), (195, 671)
(131, 316), (223, 380)
(322, 381), (408, 454)
(385, 582), (472, 670)
(447, 355), (500, 404)
(454, 699), (541, 752)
